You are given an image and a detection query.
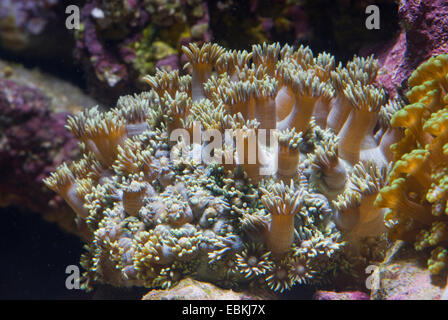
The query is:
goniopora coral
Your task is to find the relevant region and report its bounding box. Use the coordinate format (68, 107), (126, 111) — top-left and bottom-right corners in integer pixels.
(45, 42), (399, 293)
(375, 54), (448, 276)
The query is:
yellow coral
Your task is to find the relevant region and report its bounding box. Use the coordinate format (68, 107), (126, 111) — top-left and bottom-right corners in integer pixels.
(376, 54), (448, 274)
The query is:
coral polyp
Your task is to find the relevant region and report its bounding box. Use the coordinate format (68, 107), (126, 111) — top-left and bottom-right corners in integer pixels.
(375, 54), (448, 276)
(44, 42), (399, 293)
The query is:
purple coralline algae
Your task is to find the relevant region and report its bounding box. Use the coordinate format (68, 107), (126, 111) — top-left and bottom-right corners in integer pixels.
(75, 0), (211, 103)
(375, 0), (448, 97)
(0, 78), (81, 234)
(313, 290), (370, 300)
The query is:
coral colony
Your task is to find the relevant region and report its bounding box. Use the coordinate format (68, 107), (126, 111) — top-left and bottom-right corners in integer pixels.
(376, 54), (448, 276)
(44, 42), (447, 293)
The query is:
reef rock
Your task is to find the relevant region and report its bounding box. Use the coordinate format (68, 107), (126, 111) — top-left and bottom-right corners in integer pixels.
(142, 278), (273, 300)
(376, 0), (448, 97)
(370, 242), (446, 300)
(75, 0), (211, 104)
(0, 76), (84, 236)
(313, 290), (369, 300)
(0, 59), (97, 114)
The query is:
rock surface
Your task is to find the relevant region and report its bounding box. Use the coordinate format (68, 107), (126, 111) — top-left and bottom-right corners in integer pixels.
(0, 59), (97, 113)
(142, 278), (275, 300)
(75, 0), (211, 104)
(0, 61), (96, 238)
(314, 290), (370, 300)
(375, 0), (448, 97)
(370, 241), (447, 300)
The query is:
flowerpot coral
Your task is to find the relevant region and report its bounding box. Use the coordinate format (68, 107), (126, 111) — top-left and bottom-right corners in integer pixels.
(45, 42), (399, 293)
